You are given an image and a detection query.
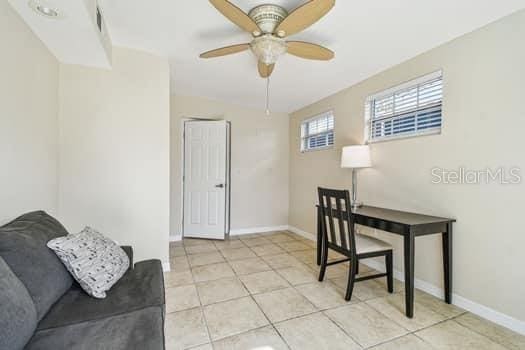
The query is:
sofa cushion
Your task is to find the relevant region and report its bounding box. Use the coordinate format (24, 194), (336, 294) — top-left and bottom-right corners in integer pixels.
(0, 211), (73, 320)
(36, 259), (164, 330)
(25, 306), (164, 350)
(0, 257), (37, 350)
(47, 227), (130, 298)
(26, 259), (165, 350)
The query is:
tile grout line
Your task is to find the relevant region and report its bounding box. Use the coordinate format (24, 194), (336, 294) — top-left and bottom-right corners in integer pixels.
(268, 323), (293, 350)
(435, 316), (513, 349)
(225, 237), (329, 347)
(275, 245), (367, 349)
(218, 252), (281, 345)
(300, 251), (441, 349)
(194, 274), (216, 349)
(264, 240), (360, 346)
(174, 241), (379, 347)
(170, 232), (513, 350)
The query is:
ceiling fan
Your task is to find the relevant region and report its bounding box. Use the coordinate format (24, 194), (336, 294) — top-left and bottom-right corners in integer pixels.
(200, 0), (336, 78)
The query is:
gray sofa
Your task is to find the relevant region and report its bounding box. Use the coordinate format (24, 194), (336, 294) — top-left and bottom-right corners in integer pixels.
(0, 211), (165, 350)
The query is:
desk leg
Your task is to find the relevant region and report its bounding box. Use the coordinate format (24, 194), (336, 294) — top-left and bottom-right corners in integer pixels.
(316, 207), (322, 266)
(404, 233), (415, 318)
(443, 223), (453, 304)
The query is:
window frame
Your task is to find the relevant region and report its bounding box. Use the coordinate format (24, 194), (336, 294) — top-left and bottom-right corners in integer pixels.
(365, 70), (443, 143)
(300, 110), (335, 152)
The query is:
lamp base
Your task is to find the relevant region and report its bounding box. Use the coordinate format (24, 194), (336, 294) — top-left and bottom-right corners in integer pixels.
(351, 201), (363, 211)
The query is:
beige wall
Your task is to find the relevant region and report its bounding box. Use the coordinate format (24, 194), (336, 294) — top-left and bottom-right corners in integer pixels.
(289, 10), (525, 322)
(0, 1), (59, 223)
(171, 95), (289, 238)
(58, 47), (170, 264)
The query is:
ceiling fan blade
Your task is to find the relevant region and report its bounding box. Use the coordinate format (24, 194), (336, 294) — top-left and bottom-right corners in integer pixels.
(275, 0), (335, 37)
(258, 62), (275, 78)
(286, 41), (334, 60)
(209, 0), (261, 34)
(200, 44), (250, 58)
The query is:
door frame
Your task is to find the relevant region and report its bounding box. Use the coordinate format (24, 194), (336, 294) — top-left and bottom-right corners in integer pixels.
(180, 117), (231, 239)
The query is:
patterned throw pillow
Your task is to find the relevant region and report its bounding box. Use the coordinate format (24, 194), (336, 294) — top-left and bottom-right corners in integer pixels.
(47, 227), (130, 298)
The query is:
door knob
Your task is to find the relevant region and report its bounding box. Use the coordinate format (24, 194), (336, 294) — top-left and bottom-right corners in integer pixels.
(215, 184), (225, 188)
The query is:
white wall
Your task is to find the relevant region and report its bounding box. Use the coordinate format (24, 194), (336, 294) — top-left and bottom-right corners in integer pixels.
(0, 1), (59, 224)
(289, 10), (525, 327)
(171, 95), (289, 238)
(58, 47), (170, 264)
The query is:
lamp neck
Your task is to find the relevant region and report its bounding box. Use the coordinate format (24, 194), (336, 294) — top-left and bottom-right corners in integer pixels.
(351, 168), (357, 204)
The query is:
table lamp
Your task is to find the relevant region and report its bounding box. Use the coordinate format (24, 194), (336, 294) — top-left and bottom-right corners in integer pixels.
(341, 145), (372, 209)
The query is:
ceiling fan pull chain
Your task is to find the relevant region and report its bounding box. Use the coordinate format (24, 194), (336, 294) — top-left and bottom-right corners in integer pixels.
(266, 77), (271, 116)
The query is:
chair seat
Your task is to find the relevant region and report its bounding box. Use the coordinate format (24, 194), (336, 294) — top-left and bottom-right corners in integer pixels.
(355, 234), (392, 255)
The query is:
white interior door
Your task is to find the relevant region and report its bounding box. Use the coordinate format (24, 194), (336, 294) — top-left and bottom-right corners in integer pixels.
(183, 120), (228, 239)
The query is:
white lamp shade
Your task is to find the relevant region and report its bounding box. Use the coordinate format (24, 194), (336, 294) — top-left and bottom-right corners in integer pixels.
(341, 145), (372, 168)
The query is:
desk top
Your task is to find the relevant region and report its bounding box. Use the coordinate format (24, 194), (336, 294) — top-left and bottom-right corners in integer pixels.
(354, 206), (455, 226)
(317, 204), (455, 227)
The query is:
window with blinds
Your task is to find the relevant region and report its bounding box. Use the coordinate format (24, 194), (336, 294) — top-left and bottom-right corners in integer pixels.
(365, 71), (443, 142)
(301, 111), (334, 152)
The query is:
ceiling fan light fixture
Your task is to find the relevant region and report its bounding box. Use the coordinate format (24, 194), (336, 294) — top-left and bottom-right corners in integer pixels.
(250, 35), (287, 65)
(201, 0), (335, 78)
(248, 4), (288, 34)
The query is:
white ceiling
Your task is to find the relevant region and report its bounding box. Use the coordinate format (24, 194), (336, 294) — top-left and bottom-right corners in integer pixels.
(8, 0), (111, 68)
(11, 1), (525, 113)
(98, 0), (524, 113)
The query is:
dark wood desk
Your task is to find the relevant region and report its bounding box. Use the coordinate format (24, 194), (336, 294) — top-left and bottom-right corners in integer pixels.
(316, 205), (455, 318)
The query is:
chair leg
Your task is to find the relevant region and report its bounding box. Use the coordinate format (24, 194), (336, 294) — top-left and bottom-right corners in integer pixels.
(318, 237), (329, 282)
(355, 259), (360, 275)
(345, 257), (358, 301)
(386, 250), (394, 293)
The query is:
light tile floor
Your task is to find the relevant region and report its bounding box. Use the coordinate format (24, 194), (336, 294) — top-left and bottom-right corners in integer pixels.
(164, 231), (525, 350)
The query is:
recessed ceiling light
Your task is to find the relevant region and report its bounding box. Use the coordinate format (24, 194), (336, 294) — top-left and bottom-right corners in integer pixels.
(28, 1), (62, 19)
(37, 5), (58, 17)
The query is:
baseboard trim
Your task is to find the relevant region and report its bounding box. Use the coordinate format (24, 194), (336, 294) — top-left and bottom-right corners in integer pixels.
(287, 225), (525, 335)
(170, 226), (289, 241)
(229, 225), (289, 236)
(287, 225), (316, 240)
(451, 293), (525, 335)
(162, 262), (170, 272)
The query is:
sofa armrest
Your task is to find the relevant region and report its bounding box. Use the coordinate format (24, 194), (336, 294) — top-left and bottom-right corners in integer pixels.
(134, 259), (165, 308)
(121, 246), (133, 268)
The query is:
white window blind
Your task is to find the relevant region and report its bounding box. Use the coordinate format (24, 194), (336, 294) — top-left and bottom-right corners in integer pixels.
(301, 111), (334, 152)
(365, 71), (443, 142)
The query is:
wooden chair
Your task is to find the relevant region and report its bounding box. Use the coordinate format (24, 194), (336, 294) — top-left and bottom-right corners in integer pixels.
(317, 187), (394, 301)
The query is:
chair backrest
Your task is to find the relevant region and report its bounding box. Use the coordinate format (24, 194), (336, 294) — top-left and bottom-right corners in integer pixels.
(317, 187), (356, 257)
